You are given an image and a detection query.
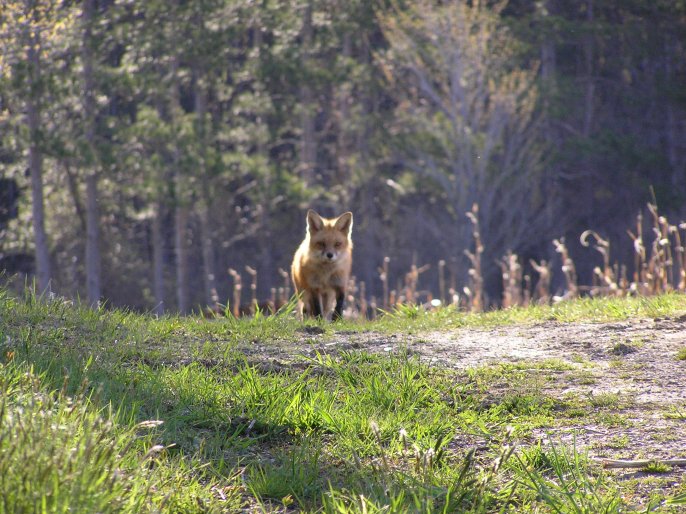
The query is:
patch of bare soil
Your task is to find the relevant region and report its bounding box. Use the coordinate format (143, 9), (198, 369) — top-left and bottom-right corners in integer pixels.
(268, 317), (686, 484)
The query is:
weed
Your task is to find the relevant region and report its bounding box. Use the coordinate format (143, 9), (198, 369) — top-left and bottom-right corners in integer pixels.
(588, 391), (622, 408)
(664, 406), (686, 420)
(595, 412), (631, 427)
(607, 434), (630, 449)
(642, 461), (672, 474)
(512, 438), (623, 512)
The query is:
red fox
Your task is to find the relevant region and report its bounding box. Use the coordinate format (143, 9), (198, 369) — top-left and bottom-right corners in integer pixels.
(291, 210), (353, 320)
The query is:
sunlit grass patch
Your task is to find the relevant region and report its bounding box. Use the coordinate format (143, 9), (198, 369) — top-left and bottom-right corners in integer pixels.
(352, 292), (686, 333)
(2, 286), (684, 512)
(664, 405), (686, 420)
(512, 439), (624, 512)
(0, 362), (243, 513)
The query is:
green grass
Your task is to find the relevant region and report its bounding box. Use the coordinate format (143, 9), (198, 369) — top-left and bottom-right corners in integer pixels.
(0, 362), (243, 513)
(1, 287), (686, 512)
(363, 292), (686, 332)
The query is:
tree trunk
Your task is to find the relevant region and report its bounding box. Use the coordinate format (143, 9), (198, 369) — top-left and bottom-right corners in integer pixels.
(299, 0), (317, 185)
(540, 1), (557, 85)
(194, 76), (217, 305)
(174, 200), (190, 314)
(85, 174), (101, 305)
(335, 31), (353, 202)
(582, 0), (595, 137)
(83, 0), (101, 306)
(539, 0), (557, 235)
(152, 201), (165, 315)
(664, 40), (682, 193)
(173, 139), (189, 311)
(25, 26), (51, 294)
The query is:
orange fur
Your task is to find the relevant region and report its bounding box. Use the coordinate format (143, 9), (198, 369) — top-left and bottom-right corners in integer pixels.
(291, 210), (353, 320)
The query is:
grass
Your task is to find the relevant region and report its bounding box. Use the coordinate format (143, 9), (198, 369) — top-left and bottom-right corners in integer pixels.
(1, 287), (686, 512)
(365, 292), (686, 332)
(0, 362), (243, 513)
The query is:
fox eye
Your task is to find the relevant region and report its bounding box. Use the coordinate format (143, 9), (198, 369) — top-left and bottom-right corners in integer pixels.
(334, 242), (342, 249)
(316, 242), (325, 249)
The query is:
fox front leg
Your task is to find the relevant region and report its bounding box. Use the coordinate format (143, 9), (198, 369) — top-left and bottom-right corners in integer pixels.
(311, 293), (324, 319)
(333, 288), (345, 321)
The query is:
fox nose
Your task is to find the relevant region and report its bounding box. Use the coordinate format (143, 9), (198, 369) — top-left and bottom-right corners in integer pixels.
(326, 252), (334, 259)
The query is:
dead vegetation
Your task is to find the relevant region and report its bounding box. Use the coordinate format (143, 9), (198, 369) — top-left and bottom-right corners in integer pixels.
(215, 198), (686, 319)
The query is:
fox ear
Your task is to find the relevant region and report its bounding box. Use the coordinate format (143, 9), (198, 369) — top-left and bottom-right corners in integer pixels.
(306, 210), (324, 234)
(334, 212), (353, 235)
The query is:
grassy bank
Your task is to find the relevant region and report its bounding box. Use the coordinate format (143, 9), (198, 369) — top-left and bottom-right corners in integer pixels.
(1, 289), (686, 512)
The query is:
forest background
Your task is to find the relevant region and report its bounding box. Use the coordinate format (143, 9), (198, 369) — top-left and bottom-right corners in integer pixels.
(1, 0), (685, 314)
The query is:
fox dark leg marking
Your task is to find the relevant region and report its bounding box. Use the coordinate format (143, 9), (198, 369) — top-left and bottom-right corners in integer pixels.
(333, 289), (345, 321)
(311, 294), (323, 319)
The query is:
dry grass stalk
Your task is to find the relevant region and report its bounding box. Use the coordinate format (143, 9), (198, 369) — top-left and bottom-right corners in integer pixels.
(359, 281), (368, 319)
(228, 268), (242, 317)
(523, 274), (531, 306)
(530, 259), (551, 304)
(438, 259), (446, 305)
(677, 222), (686, 290)
(206, 203), (685, 319)
(449, 287), (459, 307)
(346, 276), (359, 319)
(627, 212), (648, 294)
(552, 237), (578, 300)
(404, 263), (430, 305)
(245, 266), (258, 314)
(580, 230), (618, 296)
(379, 257), (390, 309)
(269, 287), (277, 312)
(646, 203), (674, 294)
(369, 296), (378, 319)
(464, 204), (484, 312)
(618, 264), (629, 293)
(210, 287), (220, 310)
(278, 268), (290, 306)
(499, 251), (522, 308)
(658, 215), (674, 289)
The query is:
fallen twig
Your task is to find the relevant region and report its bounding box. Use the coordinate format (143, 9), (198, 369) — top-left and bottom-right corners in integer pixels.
(595, 458), (686, 469)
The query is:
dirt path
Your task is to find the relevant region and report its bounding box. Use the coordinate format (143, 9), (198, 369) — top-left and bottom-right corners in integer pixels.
(279, 317), (686, 481)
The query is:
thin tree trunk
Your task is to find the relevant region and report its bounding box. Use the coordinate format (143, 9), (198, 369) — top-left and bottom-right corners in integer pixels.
(25, 25), (51, 294)
(62, 160), (87, 234)
(194, 76), (217, 305)
(253, 8), (273, 291)
(169, 58), (189, 313)
(85, 174), (101, 304)
(540, 1), (556, 85)
(174, 201), (190, 314)
(335, 31), (352, 200)
(540, 0), (557, 234)
(299, 0), (317, 185)
(582, 0), (595, 137)
(664, 41), (681, 192)
(152, 201), (165, 315)
(356, 30), (378, 289)
(82, 0), (101, 306)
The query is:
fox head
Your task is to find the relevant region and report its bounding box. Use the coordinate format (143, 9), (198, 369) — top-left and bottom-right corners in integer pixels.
(306, 210), (353, 263)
